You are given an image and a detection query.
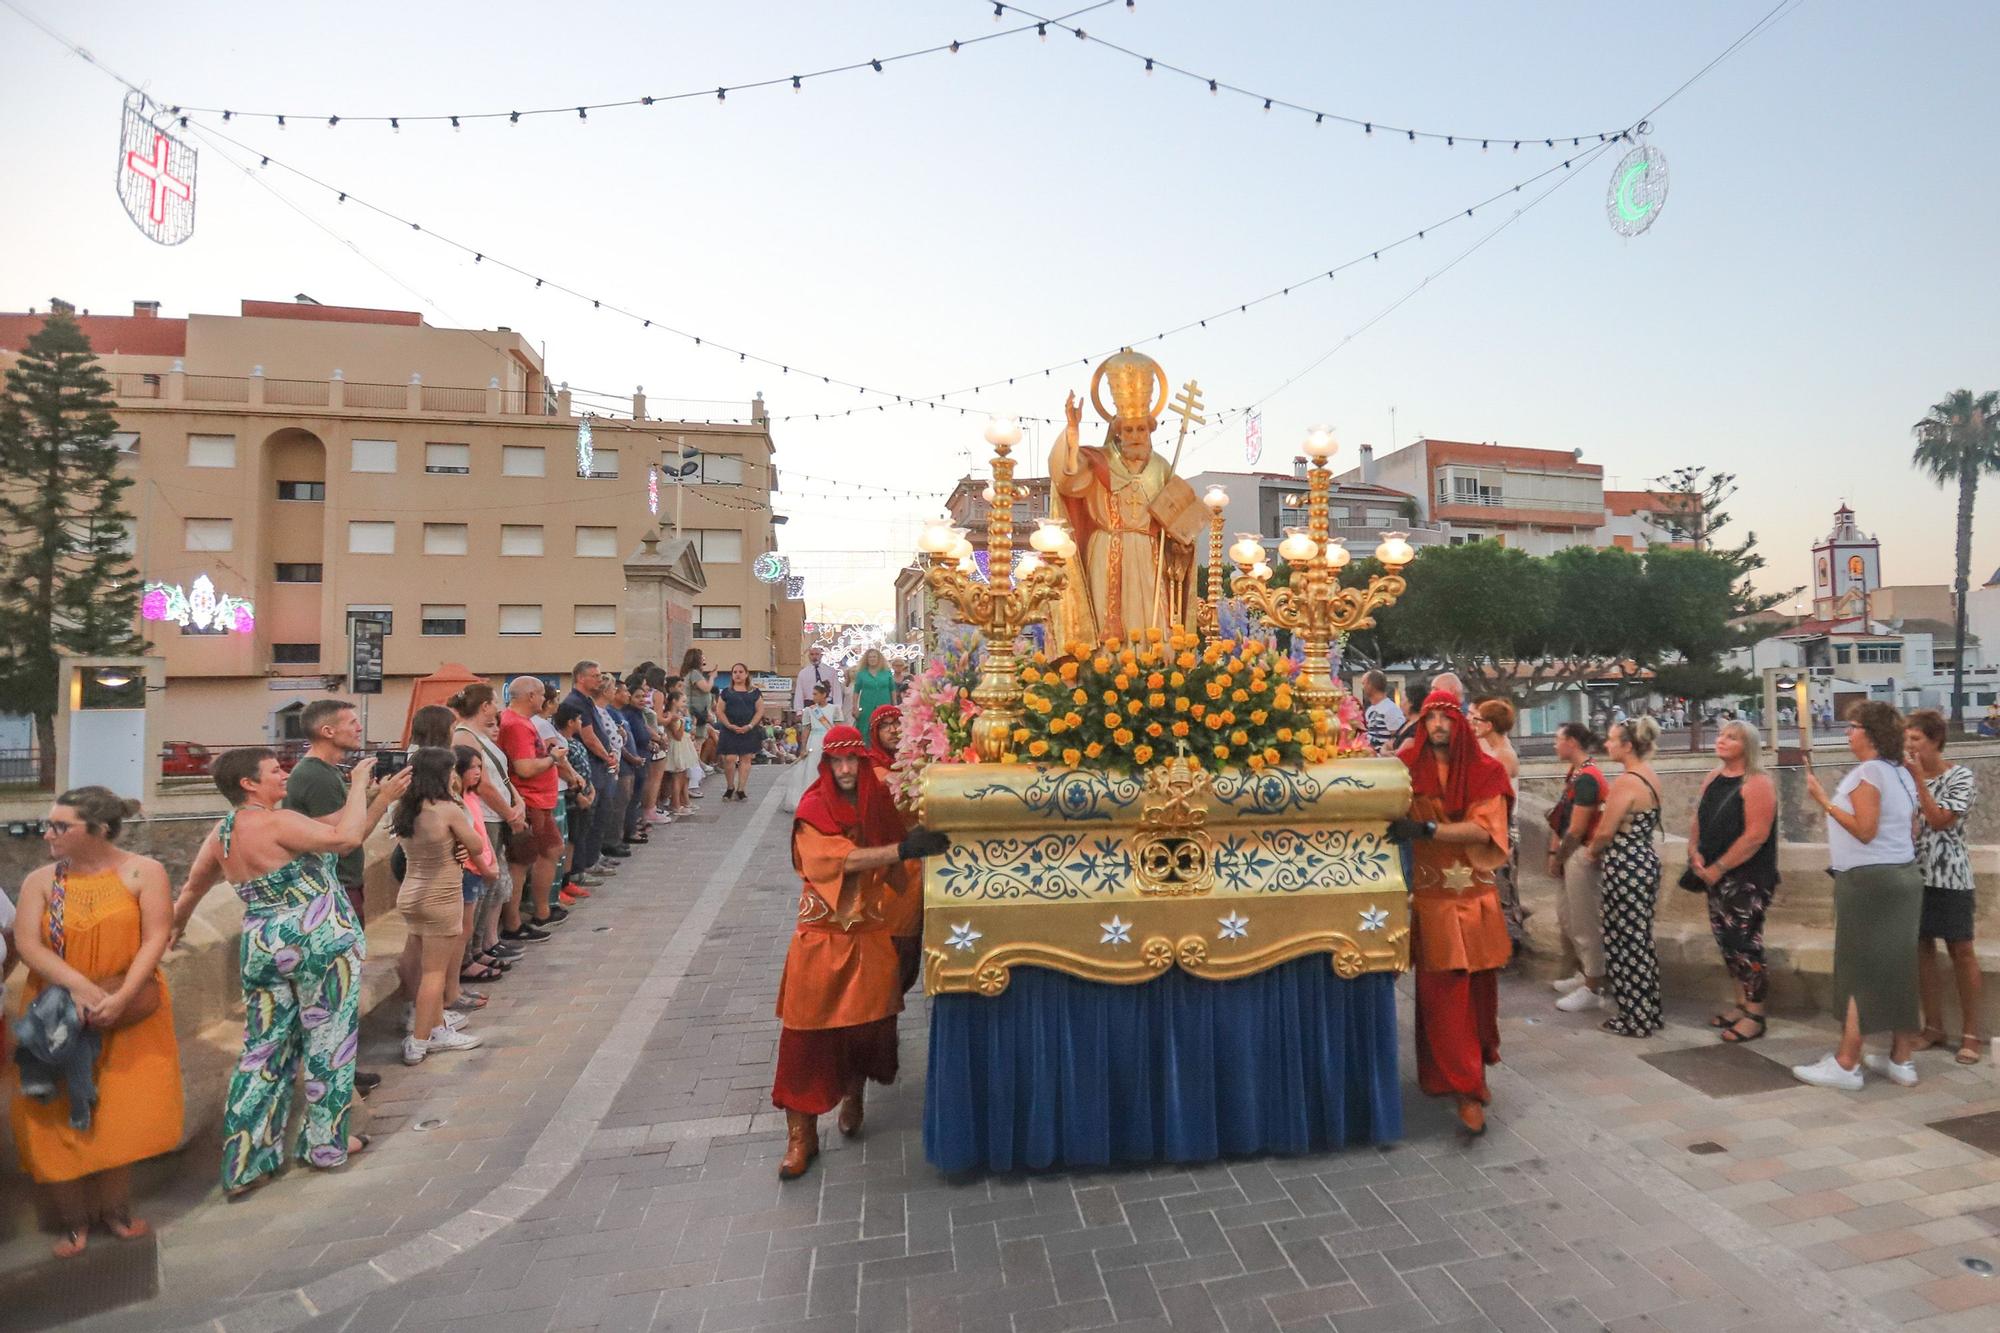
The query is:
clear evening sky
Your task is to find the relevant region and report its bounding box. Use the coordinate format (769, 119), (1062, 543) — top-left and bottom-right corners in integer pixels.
(4, 1), (1996, 623)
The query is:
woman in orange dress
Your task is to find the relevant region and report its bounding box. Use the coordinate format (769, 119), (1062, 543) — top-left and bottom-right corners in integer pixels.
(8, 787), (184, 1257)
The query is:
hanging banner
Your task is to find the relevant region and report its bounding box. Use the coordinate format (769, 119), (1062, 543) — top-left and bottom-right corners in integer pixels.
(1245, 410), (1263, 467)
(117, 92), (197, 245)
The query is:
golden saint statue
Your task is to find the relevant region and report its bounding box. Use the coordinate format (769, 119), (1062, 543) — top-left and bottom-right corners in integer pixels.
(1050, 350), (1207, 643)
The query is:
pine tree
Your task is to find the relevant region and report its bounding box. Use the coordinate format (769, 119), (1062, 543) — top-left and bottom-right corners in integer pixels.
(0, 308), (146, 785)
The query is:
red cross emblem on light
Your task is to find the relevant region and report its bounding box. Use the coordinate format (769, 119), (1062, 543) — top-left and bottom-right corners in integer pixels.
(126, 132), (191, 225)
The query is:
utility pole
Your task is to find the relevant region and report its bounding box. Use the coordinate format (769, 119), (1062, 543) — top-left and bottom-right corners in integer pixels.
(674, 434), (686, 539)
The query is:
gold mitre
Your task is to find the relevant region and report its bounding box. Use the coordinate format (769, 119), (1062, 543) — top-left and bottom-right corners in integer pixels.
(1089, 348), (1170, 424)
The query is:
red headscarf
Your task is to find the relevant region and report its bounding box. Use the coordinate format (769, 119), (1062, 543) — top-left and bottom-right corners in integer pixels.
(795, 724), (905, 846)
(865, 705), (902, 771)
(1397, 689), (1511, 816)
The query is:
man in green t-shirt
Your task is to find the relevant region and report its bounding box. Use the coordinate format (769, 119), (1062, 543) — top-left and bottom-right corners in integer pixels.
(284, 697), (384, 1095)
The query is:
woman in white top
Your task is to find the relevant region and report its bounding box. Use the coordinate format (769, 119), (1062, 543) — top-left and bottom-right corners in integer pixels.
(1792, 701), (1924, 1091)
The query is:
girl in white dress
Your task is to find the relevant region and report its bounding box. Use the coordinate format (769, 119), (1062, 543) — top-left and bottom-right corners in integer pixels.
(788, 681), (842, 811)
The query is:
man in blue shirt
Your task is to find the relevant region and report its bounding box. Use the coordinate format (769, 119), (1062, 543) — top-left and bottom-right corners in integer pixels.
(563, 660), (622, 873)
(615, 677), (653, 848)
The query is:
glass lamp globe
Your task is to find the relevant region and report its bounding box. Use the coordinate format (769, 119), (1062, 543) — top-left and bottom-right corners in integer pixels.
(983, 415), (1023, 448)
(1277, 527), (1319, 563)
(1323, 538), (1352, 569)
(1055, 533), (1078, 561)
(1251, 561), (1273, 581)
(1229, 533), (1266, 568)
(1202, 484), (1230, 514)
(1014, 553), (1042, 579)
(1301, 425), (1337, 461)
(981, 483), (996, 504)
(918, 516), (956, 555)
(945, 532), (975, 563)
(1374, 530), (1416, 568)
(1029, 517), (1068, 553)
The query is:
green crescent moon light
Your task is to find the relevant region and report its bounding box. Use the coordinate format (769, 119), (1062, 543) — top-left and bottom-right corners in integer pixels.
(1616, 162), (1652, 222)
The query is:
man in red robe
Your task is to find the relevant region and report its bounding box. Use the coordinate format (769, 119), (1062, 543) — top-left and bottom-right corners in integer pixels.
(773, 725), (947, 1179)
(1391, 690), (1513, 1135)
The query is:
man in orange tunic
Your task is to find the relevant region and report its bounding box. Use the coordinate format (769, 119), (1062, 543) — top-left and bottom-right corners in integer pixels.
(1392, 690), (1513, 1135)
(773, 725), (947, 1179)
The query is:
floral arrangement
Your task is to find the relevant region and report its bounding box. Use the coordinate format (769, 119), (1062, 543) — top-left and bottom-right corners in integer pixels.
(1014, 627), (1324, 773)
(888, 628), (983, 806)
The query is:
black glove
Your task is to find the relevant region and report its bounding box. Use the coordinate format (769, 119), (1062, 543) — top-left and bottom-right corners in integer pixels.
(897, 827), (951, 860)
(1384, 817), (1433, 844)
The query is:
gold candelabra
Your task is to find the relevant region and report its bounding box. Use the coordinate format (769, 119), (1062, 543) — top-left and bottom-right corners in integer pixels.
(1196, 483), (1230, 636)
(1227, 427), (1416, 731)
(916, 417), (1074, 762)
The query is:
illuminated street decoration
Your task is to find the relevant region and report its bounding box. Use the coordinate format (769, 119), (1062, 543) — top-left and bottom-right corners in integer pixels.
(142, 574), (254, 633)
(784, 574), (806, 600)
(752, 552), (789, 583)
(117, 92), (196, 245)
(805, 620), (921, 669)
(647, 464), (659, 514)
(1606, 141), (1668, 237)
(576, 415), (594, 477)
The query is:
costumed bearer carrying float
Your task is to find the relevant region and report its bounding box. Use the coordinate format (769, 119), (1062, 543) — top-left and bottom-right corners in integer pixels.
(844, 347), (1434, 1175)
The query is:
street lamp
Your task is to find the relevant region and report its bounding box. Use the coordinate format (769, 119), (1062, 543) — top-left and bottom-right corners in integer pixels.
(925, 424), (1071, 761)
(1231, 428), (1415, 737)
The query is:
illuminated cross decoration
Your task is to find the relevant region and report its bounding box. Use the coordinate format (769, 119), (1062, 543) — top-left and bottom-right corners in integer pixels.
(126, 132), (192, 226)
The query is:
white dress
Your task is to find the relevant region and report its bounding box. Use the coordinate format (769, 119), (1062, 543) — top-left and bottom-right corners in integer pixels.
(787, 703), (842, 809)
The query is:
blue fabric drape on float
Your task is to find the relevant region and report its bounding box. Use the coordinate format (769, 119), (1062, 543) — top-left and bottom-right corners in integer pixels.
(925, 959), (1401, 1172)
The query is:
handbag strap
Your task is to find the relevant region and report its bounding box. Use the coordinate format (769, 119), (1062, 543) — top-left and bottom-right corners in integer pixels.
(46, 859), (68, 958)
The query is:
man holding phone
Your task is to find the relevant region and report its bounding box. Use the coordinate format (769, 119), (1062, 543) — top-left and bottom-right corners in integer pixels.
(285, 697), (400, 1097)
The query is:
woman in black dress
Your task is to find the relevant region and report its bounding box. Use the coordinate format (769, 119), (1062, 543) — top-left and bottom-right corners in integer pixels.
(714, 663), (763, 801)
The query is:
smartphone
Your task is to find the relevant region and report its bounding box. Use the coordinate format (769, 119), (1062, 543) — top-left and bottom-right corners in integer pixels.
(373, 749), (409, 777)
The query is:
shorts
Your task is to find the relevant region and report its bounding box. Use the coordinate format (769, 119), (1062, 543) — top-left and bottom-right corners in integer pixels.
(461, 870), (485, 905)
(509, 804), (564, 861)
(1920, 886), (1976, 943)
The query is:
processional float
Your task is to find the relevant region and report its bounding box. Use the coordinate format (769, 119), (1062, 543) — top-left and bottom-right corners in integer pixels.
(905, 349), (1418, 1172)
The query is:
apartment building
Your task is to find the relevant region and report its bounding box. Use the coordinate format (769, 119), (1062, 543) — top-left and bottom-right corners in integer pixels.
(0, 298), (803, 745)
(1183, 467), (1436, 563)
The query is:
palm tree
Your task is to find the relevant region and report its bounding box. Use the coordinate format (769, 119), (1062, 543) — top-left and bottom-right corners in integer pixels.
(1912, 389), (2000, 733)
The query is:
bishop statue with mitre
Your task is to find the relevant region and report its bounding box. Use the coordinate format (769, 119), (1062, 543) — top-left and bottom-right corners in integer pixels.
(1049, 349), (1208, 643)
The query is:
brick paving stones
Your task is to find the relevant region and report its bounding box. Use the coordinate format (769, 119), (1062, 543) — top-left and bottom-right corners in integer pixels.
(33, 766), (2000, 1331)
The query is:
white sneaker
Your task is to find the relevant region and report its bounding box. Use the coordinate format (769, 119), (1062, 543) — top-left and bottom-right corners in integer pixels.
(1792, 1053), (1864, 1091)
(426, 1024), (483, 1054)
(1862, 1053), (1919, 1087)
(1551, 973), (1587, 995)
(402, 1035), (428, 1066)
(404, 1004), (467, 1035)
(1555, 986), (1607, 1013)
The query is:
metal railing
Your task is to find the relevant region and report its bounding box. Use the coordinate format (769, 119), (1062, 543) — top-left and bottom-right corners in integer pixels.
(185, 375), (250, 403)
(343, 381), (406, 409)
(421, 384), (486, 413)
(111, 372), (163, 398)
(264, 377), (331, 406)
(1435, 490), (1602, 514)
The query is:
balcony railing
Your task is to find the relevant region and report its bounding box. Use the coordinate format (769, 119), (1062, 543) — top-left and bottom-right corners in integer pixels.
(341, 381), (407, 409)
(1435, 491), (1602, 515)
(264, 377), (331, 407)
(108, 372), (562, 417)
(421, 384), (486, 413)
(186, 374), (250, 403)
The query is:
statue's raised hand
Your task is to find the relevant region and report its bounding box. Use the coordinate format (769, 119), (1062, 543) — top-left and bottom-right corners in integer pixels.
(1064, 391), (1083, 432)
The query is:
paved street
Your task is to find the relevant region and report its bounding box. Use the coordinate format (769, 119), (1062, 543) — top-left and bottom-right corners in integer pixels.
(44, 767), (2000, 1333)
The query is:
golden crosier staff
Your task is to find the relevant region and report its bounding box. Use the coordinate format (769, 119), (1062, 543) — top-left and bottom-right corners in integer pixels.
(1228, 427), (1416, 739)
(916, 416), (1074, 762)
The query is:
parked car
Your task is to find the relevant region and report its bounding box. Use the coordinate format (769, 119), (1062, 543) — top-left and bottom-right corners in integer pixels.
(160, 742), (215, 777)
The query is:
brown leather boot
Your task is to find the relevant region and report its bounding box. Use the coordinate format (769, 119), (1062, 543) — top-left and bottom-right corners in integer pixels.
(837, 1080), (865, 1138)
(779, 1111), (819, 1179)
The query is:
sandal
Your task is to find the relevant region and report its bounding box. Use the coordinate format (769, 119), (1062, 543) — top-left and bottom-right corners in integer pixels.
(1720, 1014), (1767, 1044)
(53, 1227), (89, 1258)
(1911, 1026), (1950, 1053)
(1708, 1008), (1748, 1030)
(460, 963), (503, 984)
(103, 1210), (150, 1242)
(1957, 1035), (1985, 1066)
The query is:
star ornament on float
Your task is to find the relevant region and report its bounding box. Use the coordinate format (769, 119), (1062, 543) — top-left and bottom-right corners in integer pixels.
(947, 922), (982, 952)
(1100, 915), (1132, 947)
(1358, 906), (1389, 933)
(1217, 911), (1250, 941)
(1606, 141), (1668, 237)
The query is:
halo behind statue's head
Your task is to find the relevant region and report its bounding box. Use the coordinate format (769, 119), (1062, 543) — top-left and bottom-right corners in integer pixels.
(1090, 348), (1170, 425)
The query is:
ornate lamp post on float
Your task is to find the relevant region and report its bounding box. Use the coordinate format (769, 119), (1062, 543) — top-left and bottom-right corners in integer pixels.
(915, 416), (1073, 761)
(1227, 427), (1417, 737)
(1196, 483), (1231, 636)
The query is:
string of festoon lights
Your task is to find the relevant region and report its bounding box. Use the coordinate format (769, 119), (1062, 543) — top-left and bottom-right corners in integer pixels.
(129, 0), (1628, 151)
(176, 110), (1618, 432)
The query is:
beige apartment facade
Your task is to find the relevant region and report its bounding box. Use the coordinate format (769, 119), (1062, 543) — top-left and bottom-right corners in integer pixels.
(0, 298), (805, 746)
